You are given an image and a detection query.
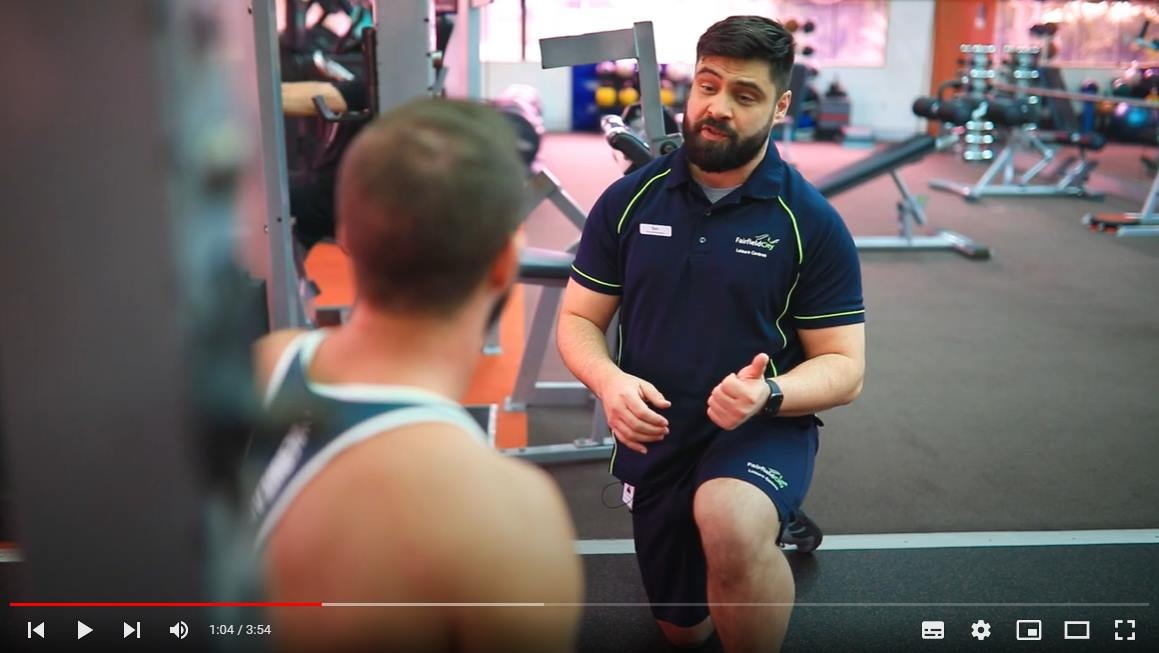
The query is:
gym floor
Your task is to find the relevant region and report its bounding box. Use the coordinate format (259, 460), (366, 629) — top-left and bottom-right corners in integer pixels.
(517, 134), (1159, 651)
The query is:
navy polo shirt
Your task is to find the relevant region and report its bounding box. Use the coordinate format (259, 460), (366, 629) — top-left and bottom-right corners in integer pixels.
(571, 142), (864, 482)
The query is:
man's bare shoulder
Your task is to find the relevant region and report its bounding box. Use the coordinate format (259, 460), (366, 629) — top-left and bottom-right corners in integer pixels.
(341, 421), (579, 590)
(267, 420), (582, 652)
(351, 421), (574, 539)
(252, 328), (308, 393)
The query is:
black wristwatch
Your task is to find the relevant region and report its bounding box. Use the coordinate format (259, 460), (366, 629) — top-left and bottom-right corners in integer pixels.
(762, 378), (785, 417)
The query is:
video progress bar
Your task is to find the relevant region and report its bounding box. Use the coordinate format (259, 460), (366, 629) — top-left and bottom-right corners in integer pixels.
(11, 601), (1151, 608)
(11, 607), (324, 612)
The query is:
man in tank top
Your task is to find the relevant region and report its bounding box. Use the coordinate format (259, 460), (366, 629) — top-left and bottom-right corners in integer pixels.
(247, 97), (582, 653)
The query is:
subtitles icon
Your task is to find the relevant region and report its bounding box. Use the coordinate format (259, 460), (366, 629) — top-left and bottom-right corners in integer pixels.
(921, 621), (945, 639)
(1064, 621), (1090, 640)
(170, 621), (189, 640)
(1016, 620), (1042, 641)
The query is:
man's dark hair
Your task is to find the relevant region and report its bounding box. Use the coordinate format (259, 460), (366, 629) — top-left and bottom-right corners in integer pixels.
(696, 15), (796, 94)
(336, 98), (526, 316)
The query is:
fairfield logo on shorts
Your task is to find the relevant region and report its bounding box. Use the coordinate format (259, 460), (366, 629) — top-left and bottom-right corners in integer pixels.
(734, 233), (780, 258)
(746, 462), (788, 490)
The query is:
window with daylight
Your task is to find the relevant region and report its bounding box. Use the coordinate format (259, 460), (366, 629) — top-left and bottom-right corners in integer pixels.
(479, 0), (888, 67)
(778, 0), (888, 67)
(996, 0), (1159, 67)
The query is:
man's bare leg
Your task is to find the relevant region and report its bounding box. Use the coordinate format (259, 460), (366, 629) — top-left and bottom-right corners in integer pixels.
(694, 478), (793, 653)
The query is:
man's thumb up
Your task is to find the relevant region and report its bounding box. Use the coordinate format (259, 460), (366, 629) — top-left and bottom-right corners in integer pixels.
(738, 353), (769, 380)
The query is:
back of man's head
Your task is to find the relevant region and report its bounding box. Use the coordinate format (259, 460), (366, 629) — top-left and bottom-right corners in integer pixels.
(697, 15), (796, 94)
(336, 98), (526, 316)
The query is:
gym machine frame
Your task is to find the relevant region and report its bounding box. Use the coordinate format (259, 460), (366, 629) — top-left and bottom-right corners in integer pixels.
(494, 22), (682, 465)
(989, 81), (1159, 237)
(845, 135), (991, 259)
(2, 0), (267, 640)
(255, 0), (439, 330)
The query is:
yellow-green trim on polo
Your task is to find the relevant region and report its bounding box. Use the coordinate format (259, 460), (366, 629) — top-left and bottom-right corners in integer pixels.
(774, 274), (801, 349)
(776, 196), (804, 265)
(617, 169), (672, 234)
(772, 195), (804, 350)
(571, 265), (622, 289)
(794, 309), (866, 320)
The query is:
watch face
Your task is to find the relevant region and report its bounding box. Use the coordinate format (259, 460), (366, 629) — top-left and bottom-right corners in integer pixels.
(764, 380), (784, 415)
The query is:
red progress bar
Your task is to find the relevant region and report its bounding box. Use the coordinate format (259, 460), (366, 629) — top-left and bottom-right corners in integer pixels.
(10, 602), (321, 607)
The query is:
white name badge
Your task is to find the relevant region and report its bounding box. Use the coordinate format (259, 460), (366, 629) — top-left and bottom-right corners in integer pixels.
(640, 223), (672, 237)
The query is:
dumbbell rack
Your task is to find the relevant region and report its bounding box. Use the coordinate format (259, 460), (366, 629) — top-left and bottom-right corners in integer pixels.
(960, 44), (997, 163)
(931, 44), (1099, 201)
(999, 45), (1060, 184)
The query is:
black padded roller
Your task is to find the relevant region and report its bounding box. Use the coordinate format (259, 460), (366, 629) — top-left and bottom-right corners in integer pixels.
(912, 95), (978, 126)
(937, 98), (977, 125)
(912, 96), (939, 119)
(985, 97), (1040, 127)
(519, 246), (575, 283)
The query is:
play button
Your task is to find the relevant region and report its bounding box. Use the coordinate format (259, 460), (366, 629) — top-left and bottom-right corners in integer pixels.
(77, 621), (93, 639)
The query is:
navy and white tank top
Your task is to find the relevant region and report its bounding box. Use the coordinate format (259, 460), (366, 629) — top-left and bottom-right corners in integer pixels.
(247, 330), (487, 546)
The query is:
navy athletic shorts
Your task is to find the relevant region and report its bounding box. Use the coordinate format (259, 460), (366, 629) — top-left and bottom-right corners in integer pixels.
(624, 414), (820, 627)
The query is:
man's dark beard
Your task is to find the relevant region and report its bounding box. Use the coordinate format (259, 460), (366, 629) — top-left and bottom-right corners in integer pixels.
(681, 113), (773, 173)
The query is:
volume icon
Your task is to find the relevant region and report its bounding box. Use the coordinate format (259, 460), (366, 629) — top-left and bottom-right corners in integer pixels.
(170, 621), (189, 639)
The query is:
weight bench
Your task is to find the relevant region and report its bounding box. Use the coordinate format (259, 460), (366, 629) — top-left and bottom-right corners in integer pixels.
(488, 246), (615, 464)
(601, 123), (990, 260)
(815, 134), (990, 259)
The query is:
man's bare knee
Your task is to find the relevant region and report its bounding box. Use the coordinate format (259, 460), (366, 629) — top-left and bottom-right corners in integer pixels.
(658, 617), (715, 648)
(694, 479), (781, 584)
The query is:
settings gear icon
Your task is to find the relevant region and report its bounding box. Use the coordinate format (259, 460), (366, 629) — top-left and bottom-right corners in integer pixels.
(971, 620), (992, 641)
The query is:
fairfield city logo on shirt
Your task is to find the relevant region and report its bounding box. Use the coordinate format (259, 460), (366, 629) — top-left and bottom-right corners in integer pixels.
(734, 233), (780, 258)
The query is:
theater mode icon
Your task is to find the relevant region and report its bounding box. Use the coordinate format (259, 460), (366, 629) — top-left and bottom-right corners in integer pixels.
(921, 621), (945, 639)
(1064, 621), (1090, 640)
